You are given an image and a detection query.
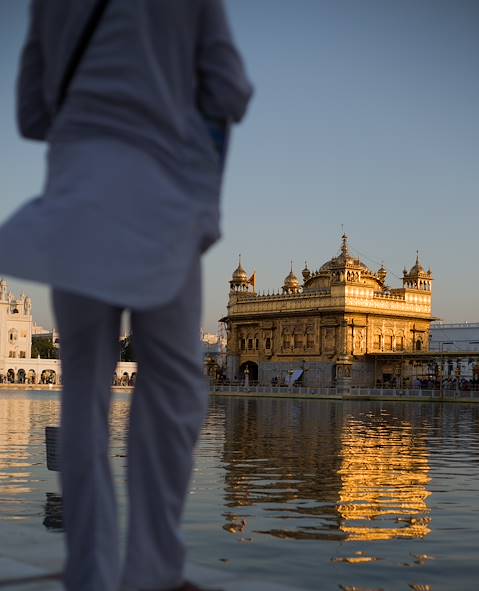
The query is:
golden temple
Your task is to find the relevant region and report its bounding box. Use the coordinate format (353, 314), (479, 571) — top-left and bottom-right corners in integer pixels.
(221, 235), (434, 387)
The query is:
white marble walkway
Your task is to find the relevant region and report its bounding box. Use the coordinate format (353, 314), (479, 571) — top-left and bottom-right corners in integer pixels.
(0, 523), (305, 591)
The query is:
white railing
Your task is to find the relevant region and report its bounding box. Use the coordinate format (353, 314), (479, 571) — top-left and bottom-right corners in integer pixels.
(211, 385), (339, 397)
(211, 384), (479, 401)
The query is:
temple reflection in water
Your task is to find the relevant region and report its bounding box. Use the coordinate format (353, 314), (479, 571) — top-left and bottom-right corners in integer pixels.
(337, 415), (430, 541)
(0, 394), (432, 544)
(216, 397), (431, 542)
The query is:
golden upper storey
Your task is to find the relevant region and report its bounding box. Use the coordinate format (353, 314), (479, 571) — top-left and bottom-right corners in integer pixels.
(227, 235), (433, 320)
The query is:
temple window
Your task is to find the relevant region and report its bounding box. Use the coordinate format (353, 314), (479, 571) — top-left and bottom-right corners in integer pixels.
(385, 335), (393, 351)
(20, 351), (26, 358)
(240, 338), (246, 351)
(247, 338), (253, 350)
(255, 338), (259, 350)
(416, 339), (422, 351)
(265, 337), (271, 350)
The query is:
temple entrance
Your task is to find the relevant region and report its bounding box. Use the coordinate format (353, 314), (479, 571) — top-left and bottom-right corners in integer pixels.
(239, 361), (258, 384)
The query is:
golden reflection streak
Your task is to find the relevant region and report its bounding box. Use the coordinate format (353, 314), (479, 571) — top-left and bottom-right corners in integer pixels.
(337, 420), (431, 541)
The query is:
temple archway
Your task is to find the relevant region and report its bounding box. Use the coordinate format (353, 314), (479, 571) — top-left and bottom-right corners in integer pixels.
(41, 369), (56, 384)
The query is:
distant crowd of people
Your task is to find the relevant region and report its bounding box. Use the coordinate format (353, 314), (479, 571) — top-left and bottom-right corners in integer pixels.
(378, 377), (479, 391)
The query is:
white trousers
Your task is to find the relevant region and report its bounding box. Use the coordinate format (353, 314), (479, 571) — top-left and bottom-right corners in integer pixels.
(52, 258), (206, 591)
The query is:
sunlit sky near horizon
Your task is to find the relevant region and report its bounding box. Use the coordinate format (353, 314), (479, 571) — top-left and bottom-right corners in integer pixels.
(0, 0), (478, 332)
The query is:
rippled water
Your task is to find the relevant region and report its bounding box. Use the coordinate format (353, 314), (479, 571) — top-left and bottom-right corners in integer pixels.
(1, 391), (479, 590)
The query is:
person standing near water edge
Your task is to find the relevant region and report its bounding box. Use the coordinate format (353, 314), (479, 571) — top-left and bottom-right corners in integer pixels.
(0, 1), (252, 590)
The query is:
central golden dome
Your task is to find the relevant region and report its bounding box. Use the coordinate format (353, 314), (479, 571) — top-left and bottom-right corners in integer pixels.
(320, 234), (371, 273)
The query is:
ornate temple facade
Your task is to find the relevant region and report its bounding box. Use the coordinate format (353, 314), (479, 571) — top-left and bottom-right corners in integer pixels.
(221, 236), (434, 387)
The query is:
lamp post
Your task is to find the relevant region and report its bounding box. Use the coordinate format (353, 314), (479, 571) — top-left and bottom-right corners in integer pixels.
(440, 341), (453, 398)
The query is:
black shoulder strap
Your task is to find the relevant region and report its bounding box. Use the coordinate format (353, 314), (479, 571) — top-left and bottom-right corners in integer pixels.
(56, 0), (111, 111)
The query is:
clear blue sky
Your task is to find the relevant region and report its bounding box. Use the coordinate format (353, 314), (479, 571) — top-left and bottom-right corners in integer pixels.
(1, 1), (478, 331)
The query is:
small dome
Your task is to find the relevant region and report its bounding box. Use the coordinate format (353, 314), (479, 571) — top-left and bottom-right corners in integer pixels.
(231, 256), (248, 284)
(377, 264), (387, 283)
(408, 253), (425, 276)
(284, 270), (300, 288)
(302, 261), (311, 281)
(283, 263), (300, 291)
(232, 264), (248, 282)
(409, 262), (424, 274)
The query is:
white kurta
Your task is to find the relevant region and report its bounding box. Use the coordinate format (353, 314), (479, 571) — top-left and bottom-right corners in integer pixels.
(0, 0), (252, 309)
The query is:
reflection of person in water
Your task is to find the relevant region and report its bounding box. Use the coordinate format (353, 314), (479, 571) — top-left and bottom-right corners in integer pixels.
(43, 492), (63, 532)
(3, 2), (252, 591)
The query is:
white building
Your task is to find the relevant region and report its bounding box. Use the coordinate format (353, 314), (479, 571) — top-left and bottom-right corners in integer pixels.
(0, 279), (228, 386)
(430, 322), (479, 352)
(0, 278), (137, 385)
(0, 279), (32, 360)
(430, 322), (479, 380)
(201, 330), (226, 353)
(0, 279), (60, 384)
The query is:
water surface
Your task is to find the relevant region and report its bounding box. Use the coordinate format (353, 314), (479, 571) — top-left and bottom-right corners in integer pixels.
(1, 391), (478, 590)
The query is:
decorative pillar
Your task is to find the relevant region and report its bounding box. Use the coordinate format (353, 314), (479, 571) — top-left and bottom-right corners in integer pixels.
(335, 354), (353, 396)
(340, 319), (348, 356)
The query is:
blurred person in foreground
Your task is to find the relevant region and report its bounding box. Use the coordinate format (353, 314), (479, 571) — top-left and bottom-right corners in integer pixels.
(0, 1), (252, 590)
